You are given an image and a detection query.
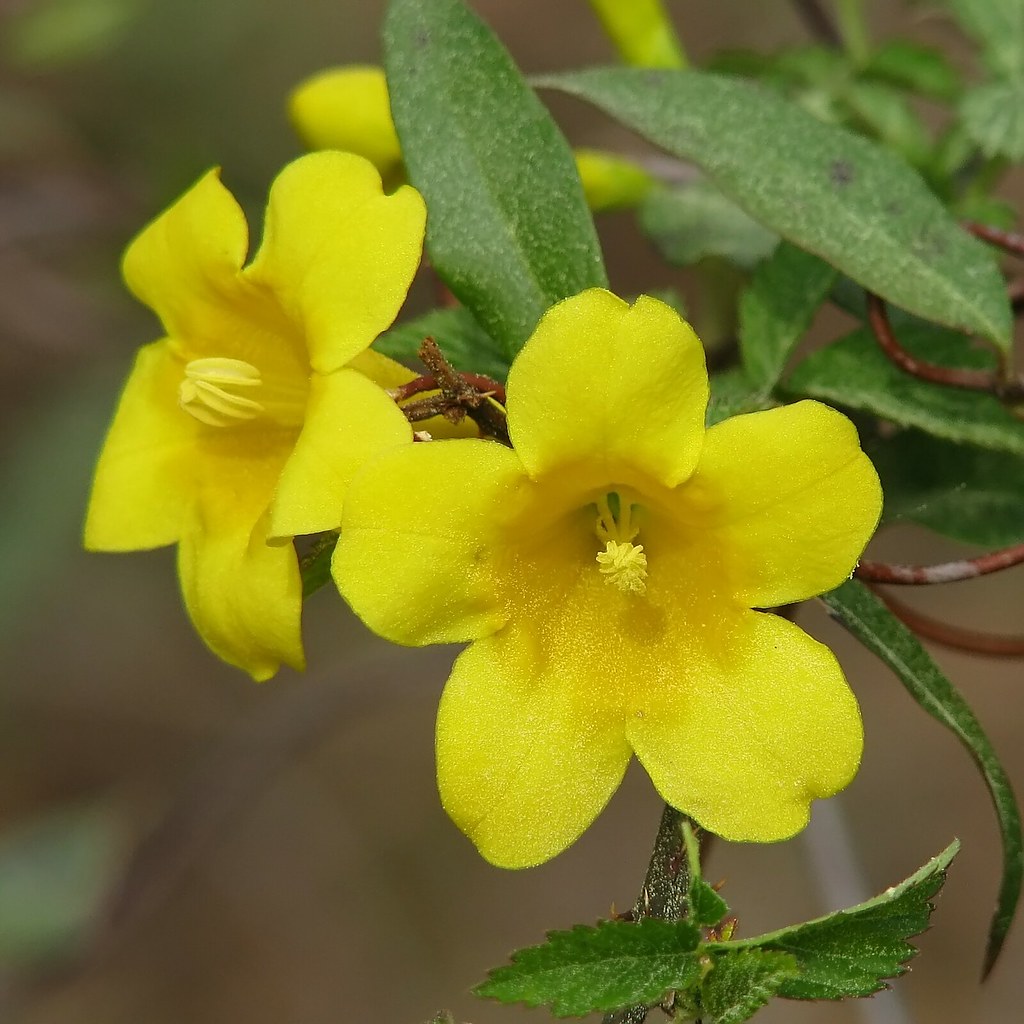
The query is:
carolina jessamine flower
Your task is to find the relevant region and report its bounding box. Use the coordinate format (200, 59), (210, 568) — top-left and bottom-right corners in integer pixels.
(85, 151), (426, 681)
(333, 288), (882, 868)
(289, 66), (654, 212)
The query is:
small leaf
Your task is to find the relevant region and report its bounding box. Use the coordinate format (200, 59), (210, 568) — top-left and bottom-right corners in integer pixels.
(300, 532), (338, 599)
(375, 306), (511, 382)
(871, 429), (1024, 546)
(475, 918), (701, 1017)
(940, 0), (1024, 79)
(738, 242), (837, 392)
(384, 0), (606, 361)
(705, 368), (773, 427)
(863, 40), (961, 101)
(821, 581), (1021, 976)
(708, 839), (960, 998)
(536, 68), (1012, 349)
(700, 949), (799, 1024)
(639, 180), (778, 269)
(959, 79), (1024, 161)
(785, 323), (1024, 455)
(691, 881), (729, 929)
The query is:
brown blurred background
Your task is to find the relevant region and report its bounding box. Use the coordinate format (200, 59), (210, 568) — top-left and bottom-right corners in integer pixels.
(0, 1), (1021, 1021)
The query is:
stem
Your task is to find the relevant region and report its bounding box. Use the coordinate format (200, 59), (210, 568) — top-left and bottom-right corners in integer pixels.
(602, 804), (694, 1024)
(856, 541), (1024, 584)
(835, 0), (870, 65)
(790, 0), (843, 48)
(587, 0), (688, 69)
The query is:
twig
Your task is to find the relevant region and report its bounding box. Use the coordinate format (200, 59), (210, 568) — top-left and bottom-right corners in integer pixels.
(855, 541), (1024, 584)
(872, 587), (1024, 657)
(865, 293), (1021, 397)
(963, 221), (1024, 257)
(390, 371), (506, 406)
(790, 0), (843, 48)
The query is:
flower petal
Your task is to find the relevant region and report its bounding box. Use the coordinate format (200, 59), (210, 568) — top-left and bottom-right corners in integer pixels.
(507, 289), (708, 488)
(288, 66), (403, 183)
(437, 626), (632, 868)
(627, 610), (862, 841)
(270, 368), (412, 539)
(245, 151), (425, 374)
(121, 169), (251, 343)
(84, 341), (196, 551)
(178, 462), (303, 682)
(681, 401), (882, 607)
(333, 438), (526, 645)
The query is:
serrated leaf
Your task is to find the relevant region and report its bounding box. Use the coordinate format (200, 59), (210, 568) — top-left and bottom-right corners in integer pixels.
(863, 40), (961, 101)
(536, 68), (1011, 349)
(940, 0), (1024, 79)
(786, 323), (1024, 455)
(639, 180), (778, 269)
(475, 918), (702, 1017)
(691, 881), (729, 928)
(871, 429), (1024, 546)
(374, 306), (511, 382)
(959, 79), (1024, 161)
(738, 242), (836, 392)
(821, 581), (1021, 975)
(384, 0), (606, 361)
(701, 949), (799, 1024)
(708, 840), (959, 999)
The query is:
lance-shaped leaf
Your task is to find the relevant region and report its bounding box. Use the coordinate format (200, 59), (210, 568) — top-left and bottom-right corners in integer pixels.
(707, 840), (959, 998)
(821, 581), (1021, 976)
(384, 0), (606, 360)
(870, 429), (1024, 547)
(475, 918), (702, 1017)
(536, 68), (1011, 349)
(786, 323), (1024, 455)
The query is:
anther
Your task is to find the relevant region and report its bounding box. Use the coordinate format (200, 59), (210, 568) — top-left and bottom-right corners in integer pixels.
(179, 357), (264, 427)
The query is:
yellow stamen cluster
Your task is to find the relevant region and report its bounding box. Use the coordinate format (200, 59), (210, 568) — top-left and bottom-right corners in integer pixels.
(179, 357), (263, 427)
(594, 493), (648, 595)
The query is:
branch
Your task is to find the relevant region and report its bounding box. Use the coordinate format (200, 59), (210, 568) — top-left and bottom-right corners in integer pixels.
(872, 587), (1024, 657)
(856, 541), (1024, 584)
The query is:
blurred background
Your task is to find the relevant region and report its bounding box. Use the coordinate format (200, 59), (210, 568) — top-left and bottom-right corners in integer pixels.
(0, 0), (1021, 1021)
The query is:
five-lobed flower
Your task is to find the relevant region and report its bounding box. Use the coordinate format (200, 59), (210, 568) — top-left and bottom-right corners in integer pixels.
(333, 288), (883, 868)
(85, 151), (426, 680)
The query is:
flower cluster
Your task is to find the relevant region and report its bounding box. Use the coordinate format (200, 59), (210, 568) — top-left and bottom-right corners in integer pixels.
(86, 91), (881, 867)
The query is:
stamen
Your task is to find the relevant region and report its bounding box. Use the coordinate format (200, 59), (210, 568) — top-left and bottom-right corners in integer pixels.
(597, 540), (648, 594)
(179, 357), (264, 427)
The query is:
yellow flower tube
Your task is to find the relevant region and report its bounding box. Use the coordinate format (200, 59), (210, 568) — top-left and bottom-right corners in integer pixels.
(85, 152), (426, 680)
(333, 289), (882, 868)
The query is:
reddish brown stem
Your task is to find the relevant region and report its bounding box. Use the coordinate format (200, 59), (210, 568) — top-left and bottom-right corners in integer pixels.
(873, 587), (1024, 657)
(866, 292), (1009, 394)
(963, 220), (1024, 257)
(390, 371), (506, 406)
(856, 542), (1024, 585)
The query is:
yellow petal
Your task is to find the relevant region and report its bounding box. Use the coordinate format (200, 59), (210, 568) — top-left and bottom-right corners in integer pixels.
(627, 610), (863, 842)
(121, 168), (251, 344)
(288, 66), (403, 182)
(333, 438), (526, 645)
(680, 401), (882, 608)
(245, 151), (425, 374)
(507, 290), (708, 488)
(270, 368), (412, 538)
(347, 347), (417, 390)
(178, 455), (304, 681)
(84, 340), (196, 551)
(437, 625), (632, 868)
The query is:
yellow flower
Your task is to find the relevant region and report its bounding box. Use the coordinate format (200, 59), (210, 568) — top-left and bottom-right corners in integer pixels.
(85, 151), (426, 681)
(333, 288), (882, 868)
(289, 66), (653, 211)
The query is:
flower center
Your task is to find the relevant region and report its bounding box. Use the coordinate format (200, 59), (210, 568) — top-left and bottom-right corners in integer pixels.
(594, 493), (648, 595)
(178, 356), (306, 428)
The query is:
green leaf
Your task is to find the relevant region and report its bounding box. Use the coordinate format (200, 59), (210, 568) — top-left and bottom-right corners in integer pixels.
(709, 839), (960, 998)
(863, 39), (961, 101)
(785, 324), (1024, 455)
(841, 80), (932, 167)
(738, 242), (837, 392)
(475, 918), (702, 1017)
(821, 581), (1021, 976)
(871, 429), (1024, 546)
(691, 881), (729, 929)
(300, 532), (338, 599)
(705, 368), (773, 427)
(384, 0), (606, 361)
(959, 79), (1024, 161)
(700, 950), (799, 1024)
(536, 68), (1012, 349)
(639, 180), (778, 270)
(940, 0), (1024, 79)
(375, 306), (511, 382)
